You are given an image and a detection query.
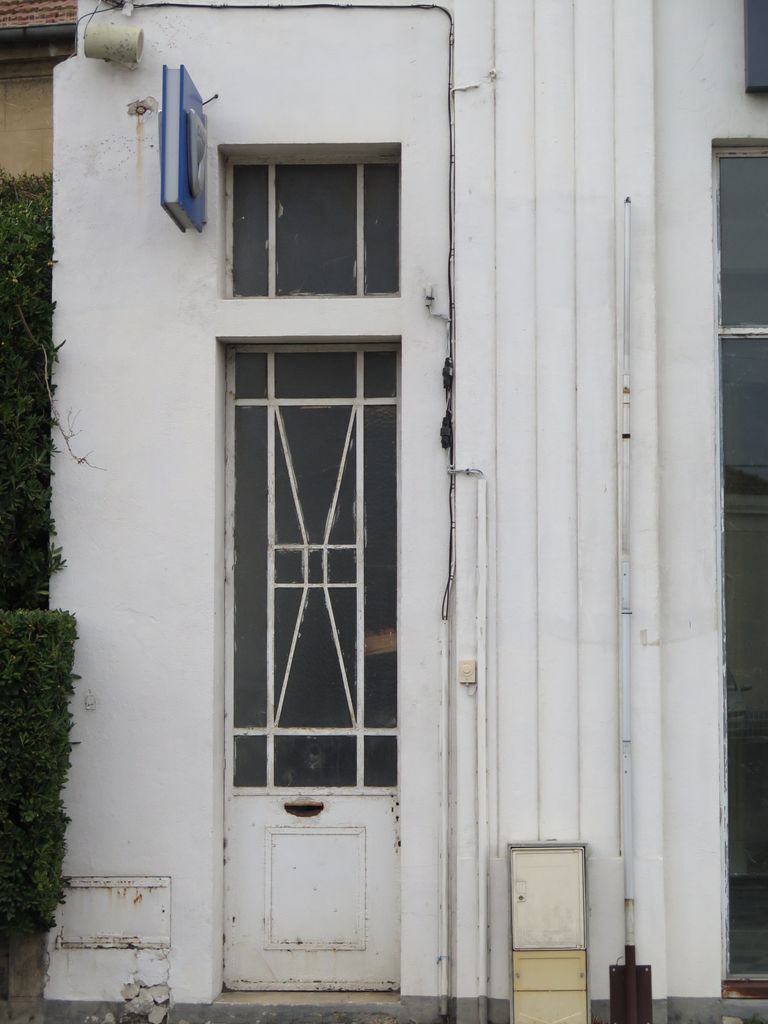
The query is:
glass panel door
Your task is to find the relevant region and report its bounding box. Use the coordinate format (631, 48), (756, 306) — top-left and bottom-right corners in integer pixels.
(231, 348), (398, 792)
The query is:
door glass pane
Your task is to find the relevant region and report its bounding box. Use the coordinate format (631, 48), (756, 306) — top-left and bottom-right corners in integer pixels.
(364, 406), (397, 728)
(329, 548), (356, 583)
(275, 352), (356, 399)
(276, 587), (355, 728)
(234, 407), (268, 727)
(275, 549), (303, 584)
(232, 351), (398, 789)
(280, 406), (354, 544)
(275, 431), (303, 545)
(721, 158), (768, 326)
(234, 735), (267, 787)
(236, 352), (267, 398)
(364, 736), (397, 786)
(275, 736), (357, 787)
(723, 339), (768, 973)
(275, 165), (357, 295)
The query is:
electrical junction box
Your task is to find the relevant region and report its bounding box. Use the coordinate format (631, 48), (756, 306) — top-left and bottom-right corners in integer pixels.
(509, 845), (588, 1024)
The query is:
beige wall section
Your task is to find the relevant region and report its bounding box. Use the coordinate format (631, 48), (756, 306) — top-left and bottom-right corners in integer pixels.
(0, 70), (53, 174)
(0, 40), (74, 175)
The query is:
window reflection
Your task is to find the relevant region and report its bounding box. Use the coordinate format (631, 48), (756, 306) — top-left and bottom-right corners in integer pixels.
(723, 340), (768, 973)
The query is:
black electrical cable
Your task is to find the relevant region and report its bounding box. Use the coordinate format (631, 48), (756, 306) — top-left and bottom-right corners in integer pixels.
(441, 14), (456, 622)
(78, 0), (458, 619)
(77, 0), (123, 29)
(89, 2), (451, 16)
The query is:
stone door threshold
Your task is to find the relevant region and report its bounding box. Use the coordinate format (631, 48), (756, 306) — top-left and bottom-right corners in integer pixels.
(216, 992), (401, 1005)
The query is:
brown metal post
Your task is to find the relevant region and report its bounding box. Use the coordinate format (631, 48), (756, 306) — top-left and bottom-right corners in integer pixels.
(625, 945), (638, 1024)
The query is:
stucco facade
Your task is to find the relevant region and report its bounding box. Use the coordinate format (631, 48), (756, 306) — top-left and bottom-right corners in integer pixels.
(44, 1), (768, 1022)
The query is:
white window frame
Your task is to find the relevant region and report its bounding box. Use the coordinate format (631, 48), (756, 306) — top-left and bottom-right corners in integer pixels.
(223, 145), (401, 300)
(224, 341), (401, 798)
(715, 146), (768, 979)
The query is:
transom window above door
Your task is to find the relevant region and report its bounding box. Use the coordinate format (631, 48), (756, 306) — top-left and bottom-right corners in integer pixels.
(231, 160), (400, 298)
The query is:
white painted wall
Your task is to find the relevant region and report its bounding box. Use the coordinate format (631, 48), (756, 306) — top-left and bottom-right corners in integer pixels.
(50, 0), (450, 1006)
(48, 0), (764, 1014)
(654, 0), (761, 999)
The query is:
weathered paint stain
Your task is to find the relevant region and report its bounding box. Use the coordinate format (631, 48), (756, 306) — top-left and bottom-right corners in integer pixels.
(126, 97), (157, 185)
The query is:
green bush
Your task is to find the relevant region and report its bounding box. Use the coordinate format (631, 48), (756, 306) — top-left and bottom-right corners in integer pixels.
(0, 610), (77, 933)
(0, 172), (62, 610)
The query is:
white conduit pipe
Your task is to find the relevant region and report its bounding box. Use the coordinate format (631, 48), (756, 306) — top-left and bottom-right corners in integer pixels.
(439, 620), (451, 1018)
(475, 473), (489, 1024)
(449, 466), (489, 1023)
(620, 197), (635, 944)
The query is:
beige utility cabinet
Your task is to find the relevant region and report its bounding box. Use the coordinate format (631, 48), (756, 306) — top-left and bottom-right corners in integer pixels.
(509, 845), (588, 1024)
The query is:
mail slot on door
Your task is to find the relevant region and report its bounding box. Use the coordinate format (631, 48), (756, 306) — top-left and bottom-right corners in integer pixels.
(509, 845), (588, 1024)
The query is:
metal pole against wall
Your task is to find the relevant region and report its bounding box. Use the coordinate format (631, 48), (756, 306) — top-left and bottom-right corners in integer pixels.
(448, 466), (489, 1024)
(609, 196), (653, 1024)
(620, 196), (635, 967)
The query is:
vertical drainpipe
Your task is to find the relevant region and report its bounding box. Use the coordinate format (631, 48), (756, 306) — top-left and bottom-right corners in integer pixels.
(448, 466), (489, 1024)
(475, 472), (489, 1024)
(446, 4), (496, 1018)
(439, 620), (451, 1020)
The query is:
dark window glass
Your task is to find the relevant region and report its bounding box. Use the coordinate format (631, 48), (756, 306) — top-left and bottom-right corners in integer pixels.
(281, 406), (353, 544)
(364, 406), (397, 728)
(234, 735), (267, 787)
(364, 352), (397, 398)
(275, 549), (303, 584)
(275, 352), (356, 399)
(275, 425), (302, 544)
(364, 653), (397, 728)
(274, 587), (303, 709)
(276, 588), (354, 728)
(364, 164), (399, 294)
(232, 350), (398, 792)
(329, 586), (356, 700)
(723, 339), (768, 973)
(308, 549), (324, 583)
(721, 158), (768, 325)
(276, 165), (357, 295)
(234, 407), (268, 727)
(233, 165), (268, 297)
(235, 352), (267, 398)
(329, 548), (356, 584)
(329, 428), (356, 545)
(275, 736), (357, 787)
(364, 736), (397, 787)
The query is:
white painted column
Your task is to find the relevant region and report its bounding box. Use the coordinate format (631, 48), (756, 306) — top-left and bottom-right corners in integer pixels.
(533, 0), (581, 843)
(614, 0), (668, 998)
(492, 0), (538, 1013)
(494, 0), (539, 851)
(655, 0), (737, 997)
(573, 0), (624, 996)
(452, 0), (497, 1018)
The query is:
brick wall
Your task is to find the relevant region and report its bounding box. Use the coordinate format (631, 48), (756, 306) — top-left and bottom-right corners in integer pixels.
(0, 1), (77, 29)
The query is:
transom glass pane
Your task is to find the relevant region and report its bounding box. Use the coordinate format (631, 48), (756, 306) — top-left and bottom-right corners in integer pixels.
(230, 162), (399, 298)
(721, 157), (768, 326)
(276, 165), (357, 295)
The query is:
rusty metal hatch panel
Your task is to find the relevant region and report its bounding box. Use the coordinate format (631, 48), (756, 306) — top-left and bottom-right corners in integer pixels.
(59, 877), (171, 949)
